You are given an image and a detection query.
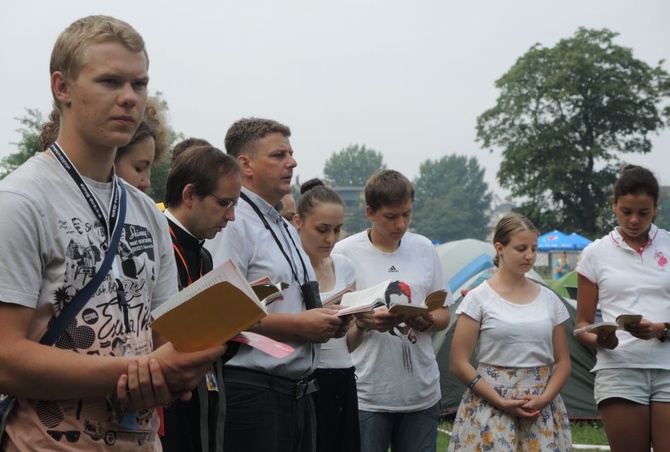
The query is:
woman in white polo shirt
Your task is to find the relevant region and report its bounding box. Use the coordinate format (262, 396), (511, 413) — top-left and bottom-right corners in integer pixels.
(576, 165), (670, 452)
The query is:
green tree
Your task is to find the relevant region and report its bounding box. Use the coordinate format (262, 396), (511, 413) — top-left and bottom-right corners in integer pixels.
(323, 144), (386, 186)
(323, 144), (386, 234)
(1, 108), (43, 179)
(148, 93), (181, 203)
(656, 187), (670, 230)
(412, 155), (492, 242)
(477, 28), (670, 236)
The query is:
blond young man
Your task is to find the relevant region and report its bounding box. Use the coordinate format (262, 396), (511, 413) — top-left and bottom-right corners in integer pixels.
(0, 16), (224, 451)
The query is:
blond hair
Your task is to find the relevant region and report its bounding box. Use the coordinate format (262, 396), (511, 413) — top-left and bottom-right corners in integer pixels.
(492, 213), (538, 267)
(50, 15), (148, 108)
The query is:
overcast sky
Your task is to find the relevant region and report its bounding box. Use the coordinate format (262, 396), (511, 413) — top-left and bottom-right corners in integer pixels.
(1, 0), (668, 199)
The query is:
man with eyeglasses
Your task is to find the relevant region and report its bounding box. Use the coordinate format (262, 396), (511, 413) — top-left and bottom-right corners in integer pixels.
(207, 117), (348, 452)
(161, 145), (241, 452)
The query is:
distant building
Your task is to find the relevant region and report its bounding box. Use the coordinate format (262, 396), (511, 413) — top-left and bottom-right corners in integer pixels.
(332, 186), (365, 217)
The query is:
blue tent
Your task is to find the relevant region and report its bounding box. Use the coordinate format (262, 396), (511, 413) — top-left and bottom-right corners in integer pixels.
(538, 230), (587, 252)
(569, 232), (592, 248)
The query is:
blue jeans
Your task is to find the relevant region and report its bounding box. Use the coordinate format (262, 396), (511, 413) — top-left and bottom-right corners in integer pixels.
(358, 403), (439, 452)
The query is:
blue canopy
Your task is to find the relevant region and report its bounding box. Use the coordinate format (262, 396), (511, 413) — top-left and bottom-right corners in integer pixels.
(569, 232), (592, 248)
(538, 230), (587, 252)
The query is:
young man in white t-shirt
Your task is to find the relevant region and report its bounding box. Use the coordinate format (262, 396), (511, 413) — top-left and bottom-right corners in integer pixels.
(0, 15), (225, 451)
(333, 169), (452, 452)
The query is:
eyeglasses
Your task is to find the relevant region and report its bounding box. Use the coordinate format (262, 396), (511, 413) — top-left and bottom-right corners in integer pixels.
(208, 193), (238, 209)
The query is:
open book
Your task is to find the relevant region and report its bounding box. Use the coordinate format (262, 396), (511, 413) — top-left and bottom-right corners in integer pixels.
(337, 279), (448, 317)
(574, 314), (642, 336)
(151, 259), (270, 352)
(250, 277), (289, 306)
(321, 283), (355, 307)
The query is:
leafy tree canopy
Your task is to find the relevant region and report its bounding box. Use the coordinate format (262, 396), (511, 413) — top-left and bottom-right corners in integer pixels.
(412, 154), (492, 242)
(477, 27), (670, 236)
(323, 144), (386, 187)
(1, 108), (43, 179)
(656, 188), (670, 231)
(323, 144), (386, 234)
(4, 94), (179, 203)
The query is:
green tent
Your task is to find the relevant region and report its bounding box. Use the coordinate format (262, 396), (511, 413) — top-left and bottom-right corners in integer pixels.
(549, 270), (578, 300)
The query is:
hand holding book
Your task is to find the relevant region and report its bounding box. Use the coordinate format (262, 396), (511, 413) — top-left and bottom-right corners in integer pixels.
(151, 259), (293, 357)
(337, 279), (447, 317)
(574, 314), (642, 336)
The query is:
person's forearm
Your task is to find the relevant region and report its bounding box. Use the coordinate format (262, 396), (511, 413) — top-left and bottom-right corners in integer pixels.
(428, 307), (450, 332)
(453, 365), (506, 409)
(541, 360), (571, 404)
(247, 313), (300, 341)
(346, 320), (367, 352)
(0, 337), (130, 400)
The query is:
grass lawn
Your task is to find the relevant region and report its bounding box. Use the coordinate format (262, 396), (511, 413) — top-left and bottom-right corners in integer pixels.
(436, 418), (609, 451)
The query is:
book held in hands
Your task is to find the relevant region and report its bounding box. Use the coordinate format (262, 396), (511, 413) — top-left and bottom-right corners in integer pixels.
(321, 283), (355, 307)
(574, 314), (642, 336)
(337, 279), (448, 317)
(151, 259), (292, 355)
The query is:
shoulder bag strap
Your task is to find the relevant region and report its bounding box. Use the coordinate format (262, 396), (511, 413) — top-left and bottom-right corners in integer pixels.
(40, 180), (127, 346)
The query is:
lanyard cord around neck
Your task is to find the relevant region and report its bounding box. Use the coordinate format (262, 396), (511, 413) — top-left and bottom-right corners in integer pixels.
(240, 192), (309, 285)
(49, 143), (122, 242)
(168, 225), (204, 287)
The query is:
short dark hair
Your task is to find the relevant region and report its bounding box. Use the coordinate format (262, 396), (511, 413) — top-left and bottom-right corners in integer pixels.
(164, 146), (239, 208)
(613, 164), (659, 205)
(171, 137), (212, 166)
(365, 169), (415, 212)
(224, 117), (291, 157)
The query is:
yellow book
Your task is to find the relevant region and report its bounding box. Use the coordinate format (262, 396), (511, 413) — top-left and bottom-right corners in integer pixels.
(151, 259), (268, 352)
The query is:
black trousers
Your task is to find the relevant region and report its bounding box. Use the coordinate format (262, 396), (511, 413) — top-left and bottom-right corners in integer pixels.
(312, 367), (361, 452)
(223, 380), (317, 452)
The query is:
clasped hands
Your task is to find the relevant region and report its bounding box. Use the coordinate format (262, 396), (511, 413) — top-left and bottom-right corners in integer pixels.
(498, 393), (549, 420)
(116, 342), (227, 410)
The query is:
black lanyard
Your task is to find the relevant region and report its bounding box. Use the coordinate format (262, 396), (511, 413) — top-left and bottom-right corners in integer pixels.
(49, 143), (129, 333)
(49, 143), (122, 243)
(240, 192), (309, 285)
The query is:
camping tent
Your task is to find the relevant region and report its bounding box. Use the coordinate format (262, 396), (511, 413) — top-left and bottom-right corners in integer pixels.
(549, 270), (578, 300)
(434, 240), (599, 419)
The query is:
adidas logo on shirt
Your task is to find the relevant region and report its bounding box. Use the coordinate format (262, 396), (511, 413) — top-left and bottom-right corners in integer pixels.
(388, 265), (398, 272)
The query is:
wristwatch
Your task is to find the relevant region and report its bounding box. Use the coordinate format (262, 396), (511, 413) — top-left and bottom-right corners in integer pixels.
(660, 323), (670, 342)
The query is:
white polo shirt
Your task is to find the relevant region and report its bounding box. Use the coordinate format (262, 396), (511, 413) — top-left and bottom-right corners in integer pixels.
(577, 224), (670, 371)
(207, 187), (319, 380)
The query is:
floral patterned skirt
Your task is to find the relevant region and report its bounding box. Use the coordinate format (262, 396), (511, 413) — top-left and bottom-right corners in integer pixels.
(448, 365), (572, 452)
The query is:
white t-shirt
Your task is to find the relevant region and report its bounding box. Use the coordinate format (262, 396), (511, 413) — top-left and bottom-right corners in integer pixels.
(333, 230), (451, 412)
(576, 224), (670, 371)
(0, 153), (178, 451)
(318, 253), (356, 369)
(456, 282), (569, 367)
(207, 187), (318, 380)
